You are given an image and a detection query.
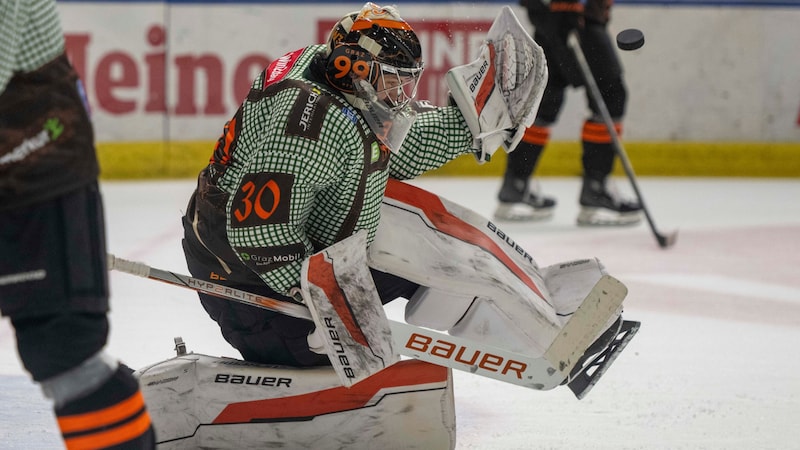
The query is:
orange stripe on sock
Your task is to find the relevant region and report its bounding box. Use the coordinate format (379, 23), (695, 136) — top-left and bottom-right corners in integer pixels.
(522, 125), (550, 146)
(57, 391), (147, 434)
(550, 2), (584, 13)
(63, 410), (152, 450)
(581, 121), (622, 144)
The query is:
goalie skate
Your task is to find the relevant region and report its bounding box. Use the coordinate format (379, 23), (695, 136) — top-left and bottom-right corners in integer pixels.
(564, 319), (640, 399)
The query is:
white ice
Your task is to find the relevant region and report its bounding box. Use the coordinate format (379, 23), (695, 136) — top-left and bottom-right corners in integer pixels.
(2, 176), (799, 449)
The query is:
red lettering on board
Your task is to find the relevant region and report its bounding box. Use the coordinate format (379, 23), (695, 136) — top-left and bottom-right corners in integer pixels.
(63, 19), (490, 118)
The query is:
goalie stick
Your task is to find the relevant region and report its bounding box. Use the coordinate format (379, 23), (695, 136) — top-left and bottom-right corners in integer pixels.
(568, 32), (677, 249)
(108, 253), (631, 398)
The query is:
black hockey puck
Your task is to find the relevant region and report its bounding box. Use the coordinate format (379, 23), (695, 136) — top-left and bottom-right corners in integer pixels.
(616, 28), (645, 51)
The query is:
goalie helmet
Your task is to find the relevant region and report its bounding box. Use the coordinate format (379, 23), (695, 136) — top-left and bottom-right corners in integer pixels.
(324, 3), (424, 110)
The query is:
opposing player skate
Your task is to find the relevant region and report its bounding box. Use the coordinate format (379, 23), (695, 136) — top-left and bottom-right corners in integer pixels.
(577, 178), (643, 226)
(494, 174), (556, 221)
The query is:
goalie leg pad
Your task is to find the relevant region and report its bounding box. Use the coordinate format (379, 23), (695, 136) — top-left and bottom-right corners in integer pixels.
(541, 258), (623, 352)
(137, 352), (456, 449)
(404, 286), (476, 331)
(405, 288), (547, 355)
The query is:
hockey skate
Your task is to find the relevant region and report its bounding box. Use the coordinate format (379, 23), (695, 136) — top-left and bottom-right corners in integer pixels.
(563, 317), (640, 399)
(494, 176), (556, 221)
(577, 178), (643, 226)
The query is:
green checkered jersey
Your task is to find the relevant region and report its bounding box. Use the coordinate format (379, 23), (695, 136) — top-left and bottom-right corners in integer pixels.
(1, 0), (99, 210)
(0, 0), (64, 93)
(206, 45), (474, 295)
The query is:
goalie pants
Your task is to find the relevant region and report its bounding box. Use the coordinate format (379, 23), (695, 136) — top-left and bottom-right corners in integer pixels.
(0, 183), (155, 448)
(508, 21), (627, 182)
(182, 190), (419, 367)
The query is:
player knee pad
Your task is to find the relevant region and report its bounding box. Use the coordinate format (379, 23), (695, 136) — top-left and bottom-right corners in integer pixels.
(12, 312), (109, 382)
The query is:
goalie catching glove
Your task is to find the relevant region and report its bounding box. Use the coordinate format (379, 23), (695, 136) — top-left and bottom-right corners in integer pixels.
(446, 6), (548, 163)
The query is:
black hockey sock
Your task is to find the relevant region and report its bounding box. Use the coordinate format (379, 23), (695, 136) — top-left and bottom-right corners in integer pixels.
(55, 365), (155, 449)
(581, 140), (615, 182)
(505, 141), (544, 180)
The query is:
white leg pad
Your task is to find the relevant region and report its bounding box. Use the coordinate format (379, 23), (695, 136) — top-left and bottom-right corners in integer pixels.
(541, 258), (622, 331)
(405, 287), (554, 356)
(137, 352), (456, 449)
(405, 286), (476, 331)
(448, 297), (551, 355)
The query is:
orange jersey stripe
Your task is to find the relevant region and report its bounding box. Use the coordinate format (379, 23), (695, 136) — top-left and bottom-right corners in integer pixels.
(63, 410), (152, 450)
(521, 125), (551, 146)
(57, 391), (147, 434)
(213, 116), (238, 165)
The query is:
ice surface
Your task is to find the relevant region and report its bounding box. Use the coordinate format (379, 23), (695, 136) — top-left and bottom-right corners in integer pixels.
(2, 176), (799, 449)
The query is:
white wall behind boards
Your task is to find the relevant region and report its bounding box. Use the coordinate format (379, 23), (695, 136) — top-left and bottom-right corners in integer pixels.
(57, 2), (800, 144)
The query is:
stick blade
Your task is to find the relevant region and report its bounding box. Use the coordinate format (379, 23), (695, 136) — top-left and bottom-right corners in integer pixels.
(656, 229), (679, 249)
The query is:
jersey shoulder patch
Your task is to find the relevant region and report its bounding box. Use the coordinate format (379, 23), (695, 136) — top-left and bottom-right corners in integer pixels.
(285, 83), (333, 140)
(263, 48), (305, 89)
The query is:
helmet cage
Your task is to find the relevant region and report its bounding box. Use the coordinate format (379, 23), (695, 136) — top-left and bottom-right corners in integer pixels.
(370, 61), (423, 110)
(324, 5), (423, 109)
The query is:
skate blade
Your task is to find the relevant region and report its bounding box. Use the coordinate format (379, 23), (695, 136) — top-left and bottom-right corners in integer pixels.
(494, 203), (554, 222)
(567, 320), (640, 400)
(576, 208), (643, 227)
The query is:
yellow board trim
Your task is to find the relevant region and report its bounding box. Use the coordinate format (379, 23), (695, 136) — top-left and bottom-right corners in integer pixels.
(97, 141), (800, 179)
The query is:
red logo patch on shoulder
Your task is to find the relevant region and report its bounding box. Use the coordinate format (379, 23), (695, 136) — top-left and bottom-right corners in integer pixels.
(263, 48), (305, 89)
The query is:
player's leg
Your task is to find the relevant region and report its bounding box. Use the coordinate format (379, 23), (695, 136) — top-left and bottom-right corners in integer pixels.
(0, 183), (155, 449)
(494, 37), (568, 222)
(577, 23), (643, 226)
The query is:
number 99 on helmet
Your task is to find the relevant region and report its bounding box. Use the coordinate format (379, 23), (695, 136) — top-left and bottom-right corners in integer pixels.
(324, 3), (424, 110)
